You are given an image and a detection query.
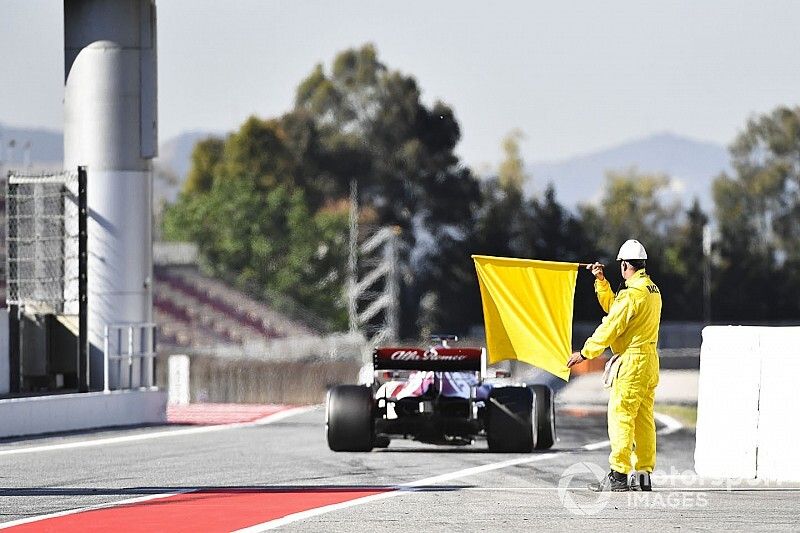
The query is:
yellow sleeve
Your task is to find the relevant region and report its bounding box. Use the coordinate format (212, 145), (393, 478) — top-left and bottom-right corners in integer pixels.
(581, 289), (637, 359)
(595, 278), (615, 313)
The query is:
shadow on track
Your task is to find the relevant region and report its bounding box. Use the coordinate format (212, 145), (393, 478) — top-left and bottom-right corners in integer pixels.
(0, 485), (472, 497)
(372, 447), (564, 454)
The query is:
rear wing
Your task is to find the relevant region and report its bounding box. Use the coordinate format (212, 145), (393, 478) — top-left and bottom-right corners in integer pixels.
(373, 347), (487, 375)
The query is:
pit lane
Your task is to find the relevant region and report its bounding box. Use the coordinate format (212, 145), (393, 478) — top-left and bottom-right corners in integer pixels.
(0, 406), (796, 531)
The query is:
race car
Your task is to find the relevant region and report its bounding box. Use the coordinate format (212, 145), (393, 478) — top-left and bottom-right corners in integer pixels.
(325, 335), (555, 452)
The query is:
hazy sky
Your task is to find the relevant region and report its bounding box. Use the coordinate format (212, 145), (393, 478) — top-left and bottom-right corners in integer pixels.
(2, 0), (799, 168)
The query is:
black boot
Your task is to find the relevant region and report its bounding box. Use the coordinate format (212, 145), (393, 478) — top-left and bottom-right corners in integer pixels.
(629, 471), (652, 492)
(589, 470), (629, 492)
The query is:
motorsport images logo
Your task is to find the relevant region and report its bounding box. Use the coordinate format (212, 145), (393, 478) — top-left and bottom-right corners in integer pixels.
(557, 461), (611, 515)
(558, 461), (715, 515)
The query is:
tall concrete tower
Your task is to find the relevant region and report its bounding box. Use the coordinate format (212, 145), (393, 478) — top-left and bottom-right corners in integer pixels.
(64, 0), (157, 389)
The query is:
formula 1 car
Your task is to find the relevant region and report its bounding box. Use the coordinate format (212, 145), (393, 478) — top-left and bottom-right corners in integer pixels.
(325, 335), (555, 452)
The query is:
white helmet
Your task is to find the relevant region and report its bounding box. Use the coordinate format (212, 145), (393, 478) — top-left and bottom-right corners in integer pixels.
(616, 239), (648, 260)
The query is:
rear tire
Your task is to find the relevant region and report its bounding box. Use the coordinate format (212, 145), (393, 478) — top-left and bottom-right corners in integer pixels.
(531, 384), (555, 449)
(486, 386), (534, 452)
(326, 385), (374, 452)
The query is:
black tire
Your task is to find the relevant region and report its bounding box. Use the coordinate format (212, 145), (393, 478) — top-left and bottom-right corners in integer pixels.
(531, 384), (555, 449)
(486, 386), (534, 452)
(326, 385), (374, 452)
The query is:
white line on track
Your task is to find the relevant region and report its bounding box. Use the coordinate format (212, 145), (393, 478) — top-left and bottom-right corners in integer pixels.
(234, 409), (687, 532)
(234, 453), (564, 533)
(582, 439), (611, 450)
(440, 486), (800, 492)
(654, 411), (684, 436)
(580, 411), (679, 452)
(0, 406), (314, 457)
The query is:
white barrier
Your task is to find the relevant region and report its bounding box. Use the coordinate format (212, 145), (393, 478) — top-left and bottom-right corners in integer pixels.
(0, 389), (166, 439)
(168, 354), (190, 405)
(753, 328), (800, 480)
(695, 326), (800, 481)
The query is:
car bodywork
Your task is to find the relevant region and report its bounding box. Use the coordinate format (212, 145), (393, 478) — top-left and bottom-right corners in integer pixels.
(326, 337), (555, 452)
(371, 345), (490, 446)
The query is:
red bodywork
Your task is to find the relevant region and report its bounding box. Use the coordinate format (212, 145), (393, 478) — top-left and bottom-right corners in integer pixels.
(373, 347), (484, 372)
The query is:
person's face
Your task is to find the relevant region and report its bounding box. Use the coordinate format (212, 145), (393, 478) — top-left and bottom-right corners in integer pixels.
(620, 260), (633, 280)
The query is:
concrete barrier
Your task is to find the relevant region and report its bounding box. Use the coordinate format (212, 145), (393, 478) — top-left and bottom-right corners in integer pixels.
(0, 389), (167, 439)
(753, 328), (800, 481)
(168, 354), (190, 405)
(695, 326), (800, 481)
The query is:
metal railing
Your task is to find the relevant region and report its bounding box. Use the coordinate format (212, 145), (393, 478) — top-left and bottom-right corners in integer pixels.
(103, 322), (157, 392)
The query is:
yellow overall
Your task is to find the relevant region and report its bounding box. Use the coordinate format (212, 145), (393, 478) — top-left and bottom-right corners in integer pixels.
(581, 270), (662, 474)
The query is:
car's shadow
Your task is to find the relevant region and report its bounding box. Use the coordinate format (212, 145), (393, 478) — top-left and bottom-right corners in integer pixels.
(0, 484), (469, 498)
(372, 446), (573, 454)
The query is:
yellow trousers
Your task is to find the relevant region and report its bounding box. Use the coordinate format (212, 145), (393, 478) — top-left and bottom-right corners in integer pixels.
(608, 349), (659, 473)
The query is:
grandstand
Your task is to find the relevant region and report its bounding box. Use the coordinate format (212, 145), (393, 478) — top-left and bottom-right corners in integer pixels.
(152, 242), (319, 354)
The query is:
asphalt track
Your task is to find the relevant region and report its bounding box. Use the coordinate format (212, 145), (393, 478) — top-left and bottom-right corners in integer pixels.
(0, 405), (798, 531)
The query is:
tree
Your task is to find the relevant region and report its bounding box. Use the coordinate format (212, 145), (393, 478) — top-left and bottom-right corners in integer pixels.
(432, 176), (527, 333)
(580, 168), (680, 256)
(579, 169), (691, 319)
(710, 106), (800, 320)
(164, 45), (483, 336)
(183, 137), (224, 195)
(293, 44), (482, 337)
(294, 44), (471, 230)
(163, 116), (349, 328)
(498, 129), (529, 192)
(529, 185), (601, 320)
(728, 106), (800, 260)
(662, 199), (708, 321)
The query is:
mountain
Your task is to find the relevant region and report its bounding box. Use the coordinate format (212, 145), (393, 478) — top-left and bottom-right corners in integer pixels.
(157, 131), (222, 182)
(2, 124), (729, 211)
(526, 132), (731, 209)
(0, 124), (63, 170)
(0, 123), (222, 204)
(154, 130), (223, 202)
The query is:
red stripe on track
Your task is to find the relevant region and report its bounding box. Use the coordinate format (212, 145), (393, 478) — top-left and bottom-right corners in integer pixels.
(7, 488), (392, 532)
(166, 404), (293, 425)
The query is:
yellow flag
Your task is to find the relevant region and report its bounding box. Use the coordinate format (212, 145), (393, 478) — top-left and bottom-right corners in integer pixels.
(473, 255), (578, 381)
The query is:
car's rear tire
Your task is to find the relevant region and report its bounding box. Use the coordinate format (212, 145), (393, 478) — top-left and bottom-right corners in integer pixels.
(487, 386), (534, 452)
(326, 385), (374, 452)
(531, 384), (555, 449)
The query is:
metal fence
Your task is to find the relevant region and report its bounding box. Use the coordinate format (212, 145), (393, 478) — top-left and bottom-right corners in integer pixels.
(5, 168), (89, 393)
(104, 322), (157, 392)
(5, 171), (80, 312)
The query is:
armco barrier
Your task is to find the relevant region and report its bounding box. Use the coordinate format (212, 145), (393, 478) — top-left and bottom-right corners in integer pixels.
(695, 326), (800, 481)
